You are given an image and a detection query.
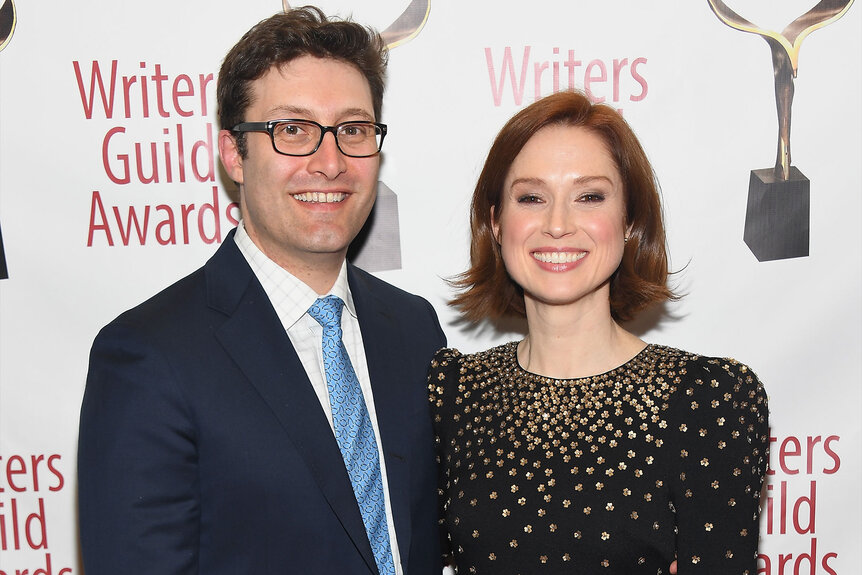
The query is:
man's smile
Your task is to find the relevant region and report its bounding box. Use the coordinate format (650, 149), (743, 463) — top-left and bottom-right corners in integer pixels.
(292, 191), (348, 203)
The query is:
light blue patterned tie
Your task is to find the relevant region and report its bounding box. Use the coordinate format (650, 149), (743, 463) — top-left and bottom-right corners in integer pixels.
(308, 296), (395, 575)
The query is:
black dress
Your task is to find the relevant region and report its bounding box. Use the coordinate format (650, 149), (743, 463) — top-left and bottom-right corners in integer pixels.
(428, 342), (769, 574)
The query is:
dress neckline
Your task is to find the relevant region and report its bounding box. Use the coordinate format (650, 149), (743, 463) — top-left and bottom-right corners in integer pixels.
(507, 340), (655, 383)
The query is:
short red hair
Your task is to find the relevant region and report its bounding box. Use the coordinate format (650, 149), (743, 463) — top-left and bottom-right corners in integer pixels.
(451, 91), (676, 322)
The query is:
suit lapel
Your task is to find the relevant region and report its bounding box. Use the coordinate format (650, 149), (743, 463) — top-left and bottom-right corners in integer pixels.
(349, 265), (414, 569)
(205, 237), (379, 574)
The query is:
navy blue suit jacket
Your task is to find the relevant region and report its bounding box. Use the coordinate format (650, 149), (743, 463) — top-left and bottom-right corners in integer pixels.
(78, 231), (446, 574)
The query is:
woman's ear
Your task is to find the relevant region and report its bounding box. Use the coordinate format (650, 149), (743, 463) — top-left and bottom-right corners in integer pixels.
(491, 206), (501, 244)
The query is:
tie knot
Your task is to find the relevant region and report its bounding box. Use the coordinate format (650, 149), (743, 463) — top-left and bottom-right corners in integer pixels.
(308, 295), (345, 329)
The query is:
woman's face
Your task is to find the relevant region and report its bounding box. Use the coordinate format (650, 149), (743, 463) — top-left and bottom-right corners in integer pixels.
(493, 125), (629, 313)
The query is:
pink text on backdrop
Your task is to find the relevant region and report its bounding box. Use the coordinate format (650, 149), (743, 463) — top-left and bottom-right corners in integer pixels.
(0, 454), (73, 574)
(485, 46), (648, 107)
(87, 187), (239, 247)
(73, 60), (213, 120)
(757, 433), (842, 575)
(101, 123), (216, 185)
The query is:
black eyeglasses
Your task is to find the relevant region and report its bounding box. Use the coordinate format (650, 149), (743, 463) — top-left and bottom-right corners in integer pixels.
(231, 119), (387, 158)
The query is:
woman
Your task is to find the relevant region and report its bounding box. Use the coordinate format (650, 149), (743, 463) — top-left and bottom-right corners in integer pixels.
(428, 91), (768, 574)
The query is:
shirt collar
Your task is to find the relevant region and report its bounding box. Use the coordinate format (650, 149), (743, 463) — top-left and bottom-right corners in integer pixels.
(233, 222), (356, 326)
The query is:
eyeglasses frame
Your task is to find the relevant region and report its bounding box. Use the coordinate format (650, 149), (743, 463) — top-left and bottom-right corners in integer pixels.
(231, 119), (387, 158)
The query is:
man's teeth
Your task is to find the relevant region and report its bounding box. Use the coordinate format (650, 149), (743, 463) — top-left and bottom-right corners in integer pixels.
(293, 192), (346, 203)
(532, 251), (587, 264)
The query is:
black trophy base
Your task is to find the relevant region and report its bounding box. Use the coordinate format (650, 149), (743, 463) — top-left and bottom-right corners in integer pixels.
(743, 166), (810, 262)
(0, 221), (7, 279)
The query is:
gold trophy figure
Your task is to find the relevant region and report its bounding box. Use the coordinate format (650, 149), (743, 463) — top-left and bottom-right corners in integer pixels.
(282, 0), (430, 49)
(707, 0), (855, 261)
(0, 0), (15, 52)
(0, 0), (15, 279)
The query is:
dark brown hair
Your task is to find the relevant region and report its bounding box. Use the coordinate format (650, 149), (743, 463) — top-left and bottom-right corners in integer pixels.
(451, 90), (676, 322)
(217, 6), (388, 157)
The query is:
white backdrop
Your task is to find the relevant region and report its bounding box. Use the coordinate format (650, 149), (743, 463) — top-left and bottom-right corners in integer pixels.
(1, 1), (860, 573)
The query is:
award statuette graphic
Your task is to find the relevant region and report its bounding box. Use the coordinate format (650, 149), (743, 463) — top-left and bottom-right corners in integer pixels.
(707, 0), (854, 261)
(1, 0), (16, 278)
(0, 0), (15, 52)
(0, 224), (7, 280)
(282, 0), (430, 48)
(283, 0), (431, 271)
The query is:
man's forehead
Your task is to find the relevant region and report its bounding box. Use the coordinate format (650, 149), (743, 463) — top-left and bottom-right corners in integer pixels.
(243, 58), (374, 121)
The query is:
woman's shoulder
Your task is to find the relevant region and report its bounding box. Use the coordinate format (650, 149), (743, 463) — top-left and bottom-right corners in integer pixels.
(644, 344), (761, 380)
(431, 341), (518, 371)
(657, 345), (763, 386)
(428, 342), (518, 403)
(646, 344), (768, 414)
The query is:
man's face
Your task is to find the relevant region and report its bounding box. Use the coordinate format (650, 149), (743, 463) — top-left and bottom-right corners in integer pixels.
(219, 55), (379, 280)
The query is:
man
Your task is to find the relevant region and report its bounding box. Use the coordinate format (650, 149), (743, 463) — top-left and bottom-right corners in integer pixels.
(78, 8), (445, 574)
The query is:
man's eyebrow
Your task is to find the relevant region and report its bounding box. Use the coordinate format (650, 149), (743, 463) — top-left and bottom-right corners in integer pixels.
(265, 105), (313, 118)
(264, 105), (375, 121)
(339, 107), (375, 121)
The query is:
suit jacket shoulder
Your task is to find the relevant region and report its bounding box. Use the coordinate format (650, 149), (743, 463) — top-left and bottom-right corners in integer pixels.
(80, 235), (447, 575)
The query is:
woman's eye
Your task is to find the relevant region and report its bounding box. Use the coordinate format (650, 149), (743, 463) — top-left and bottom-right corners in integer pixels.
(517, 194), (542, 204)
(580, 193), (605, 203)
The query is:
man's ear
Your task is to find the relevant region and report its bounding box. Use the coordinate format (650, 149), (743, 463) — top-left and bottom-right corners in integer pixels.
(218, 129), (244, 185)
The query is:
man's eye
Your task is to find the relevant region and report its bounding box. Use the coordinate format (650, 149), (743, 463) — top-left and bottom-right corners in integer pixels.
(277, 123), (309, 137)
(340, 124), (374, 138)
